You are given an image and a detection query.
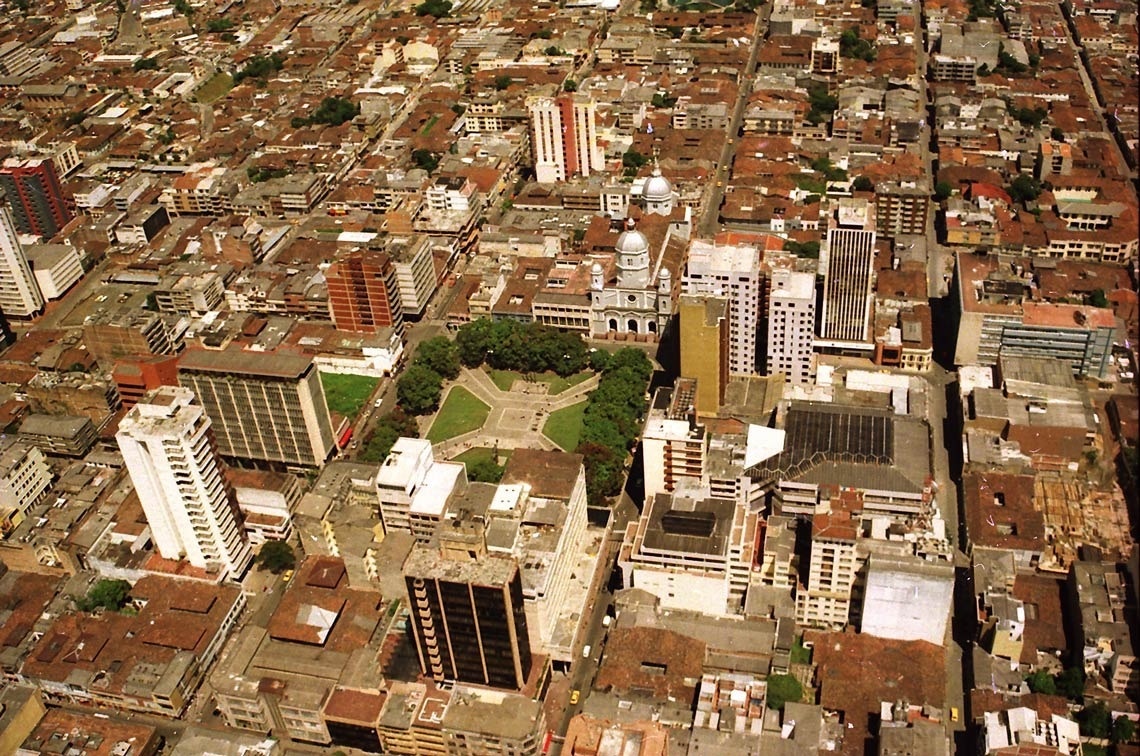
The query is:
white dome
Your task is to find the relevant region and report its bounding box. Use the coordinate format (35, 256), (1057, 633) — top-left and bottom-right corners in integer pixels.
(615, 227), (649, 257)
(643, 168), (673, 202)
(591, 262), (604, 275)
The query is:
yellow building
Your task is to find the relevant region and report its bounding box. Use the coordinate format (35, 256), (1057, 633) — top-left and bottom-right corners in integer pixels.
(678, 295), (728, 417)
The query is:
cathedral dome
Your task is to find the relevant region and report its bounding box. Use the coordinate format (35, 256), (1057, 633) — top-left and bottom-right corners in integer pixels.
(615, 219), (649, 257)
(642, 168), (673, 203)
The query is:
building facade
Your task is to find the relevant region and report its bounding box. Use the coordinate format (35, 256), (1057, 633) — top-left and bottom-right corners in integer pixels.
(0, 439), (53, 538)
(116, 386), (254, 579)
(767, 269), (816, 383)
(0, 207), (44, 317)
(404, 534), (533, 690)
(682, 240), (763, 375)
(0, 158), (72, 238)
(325, 250), (404, 334)
(528, 95), (604, 183)
(820, 199), (877, 344)
(177, 347), (337, 468)
(678, 296), (729, 416)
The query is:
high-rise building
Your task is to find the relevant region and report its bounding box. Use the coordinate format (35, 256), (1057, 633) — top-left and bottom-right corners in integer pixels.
(0, 158), (72, 238)
(795, 506), (859, 630)
(528, 95), (604, 183)
(642, 379), (707, 498)
(820, 199), (876, 344)
(766, 269), (816, 384)
(682, 240), (762, 375)
(678, 295), (728, 417)
(0, 207), (43, 317)
(404, 522), (533, 690)
(325, 250), (403, 334)
(116, 386), (253, 580)
(178, 347), (336, 468)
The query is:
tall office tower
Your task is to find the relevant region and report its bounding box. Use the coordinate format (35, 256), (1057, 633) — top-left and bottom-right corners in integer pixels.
(0, 207), (43, 317)
(116, 386), (253, 580)
(681, 240), (762, 375)
(528, 95), (604, 183)
(325, 250), (404, 335)
(767, 269), (816, 384)
(178, 347), (336, 468)
(678, 295), (728, 417)
(820, 198), (876, 344)
(0, 158), (72, 238)
(404, 521), (533, 690)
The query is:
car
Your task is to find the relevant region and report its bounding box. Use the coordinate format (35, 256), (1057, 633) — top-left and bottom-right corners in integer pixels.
(281, 569), (294, 583)
(582, 644), (592, 658)
(950, 707), (959, 723)
(569, 690), (580, 705)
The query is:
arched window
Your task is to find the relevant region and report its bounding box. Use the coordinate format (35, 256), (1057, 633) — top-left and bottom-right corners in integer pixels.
(628, 319), (638, 333)
(608, 318), (618, 331)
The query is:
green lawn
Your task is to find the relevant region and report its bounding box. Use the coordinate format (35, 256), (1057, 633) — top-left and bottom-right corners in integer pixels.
(194, 72), (233, 103)
(790, 636), (812, 665)
(487, 369), (593, 395)
(427, 386), (491, 443)
(320, 373), (380, 418)
(543, 400), (587, 451)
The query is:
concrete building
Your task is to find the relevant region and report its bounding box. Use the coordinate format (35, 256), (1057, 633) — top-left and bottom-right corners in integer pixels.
(116, 386), (254, 580)
(16, 414), (98, 457)
(0, 158), (72, 239)
(0, 439), (53, 539)
(16, 709), (161, 756)
(385, 235), (440, 320)
(820, 199), (876, 345)
(678, 296), (729, 416)
(642, 380), (707, 499)
(528, 94), (604, 183)
(980, 707), (1082, 756)
(619, 483), (758, 617)
(1067, 561), (1139, 697)
(0, 685), (47, 756)
(766, 269), (816, 384)
(325, 250), (404, 334)
(376, 437), (467, 540)
(404, 529), (534, 690)
(954, 252), (1117, 378)
(795, 508), (860, 629)
(682, 239), (763, 375)
(0, 207), (43, 317)
(23, 244), (82, 301)
(178, 347), (337, 468)
(859, 555), (955, 645)
(83, 310), (178, 363)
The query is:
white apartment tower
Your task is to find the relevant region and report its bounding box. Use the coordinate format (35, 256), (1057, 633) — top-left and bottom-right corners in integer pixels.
(767, 269), (816, 383)
(682, 240), (762, 375)
(820, 199), (876, 344)
(528, 95), (605, 183)
(0, 206), (43, 317)
(116, 386), (254, 580)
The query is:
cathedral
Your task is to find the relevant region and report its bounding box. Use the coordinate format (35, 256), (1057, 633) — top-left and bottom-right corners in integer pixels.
(589, 168), (685, 340)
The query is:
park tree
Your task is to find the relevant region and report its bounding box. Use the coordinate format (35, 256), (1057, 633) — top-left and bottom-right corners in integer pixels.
(256, 540), (296, 574)
(577, 442), (625, 505)
(766, 674), (803, 710)
(466, 458), (506, 483)
(359, 408), (419, 462)
(397, 364), (443, 415)
(456, 318), (494, 366)
(416, 337), (461, 380)
(77, 579), (132, 612)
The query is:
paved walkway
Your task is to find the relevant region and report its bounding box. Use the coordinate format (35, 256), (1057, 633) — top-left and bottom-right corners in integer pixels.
(429, 367), (598, 458)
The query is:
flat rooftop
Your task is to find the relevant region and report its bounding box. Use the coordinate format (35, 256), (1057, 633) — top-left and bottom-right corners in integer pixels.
(178, 346), (314, 379)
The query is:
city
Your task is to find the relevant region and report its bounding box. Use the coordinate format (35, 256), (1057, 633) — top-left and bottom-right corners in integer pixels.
(0, 0), (1136, 753)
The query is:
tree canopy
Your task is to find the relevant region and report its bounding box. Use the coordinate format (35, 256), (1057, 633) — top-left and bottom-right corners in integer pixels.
(256, 540), (296, 574)
(77, 579), (132, 613)
(416, 337), (461, 380)
(359, 408), (419, 462)
(397, 364), (444, 415)
(454, 319), (589, 376)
